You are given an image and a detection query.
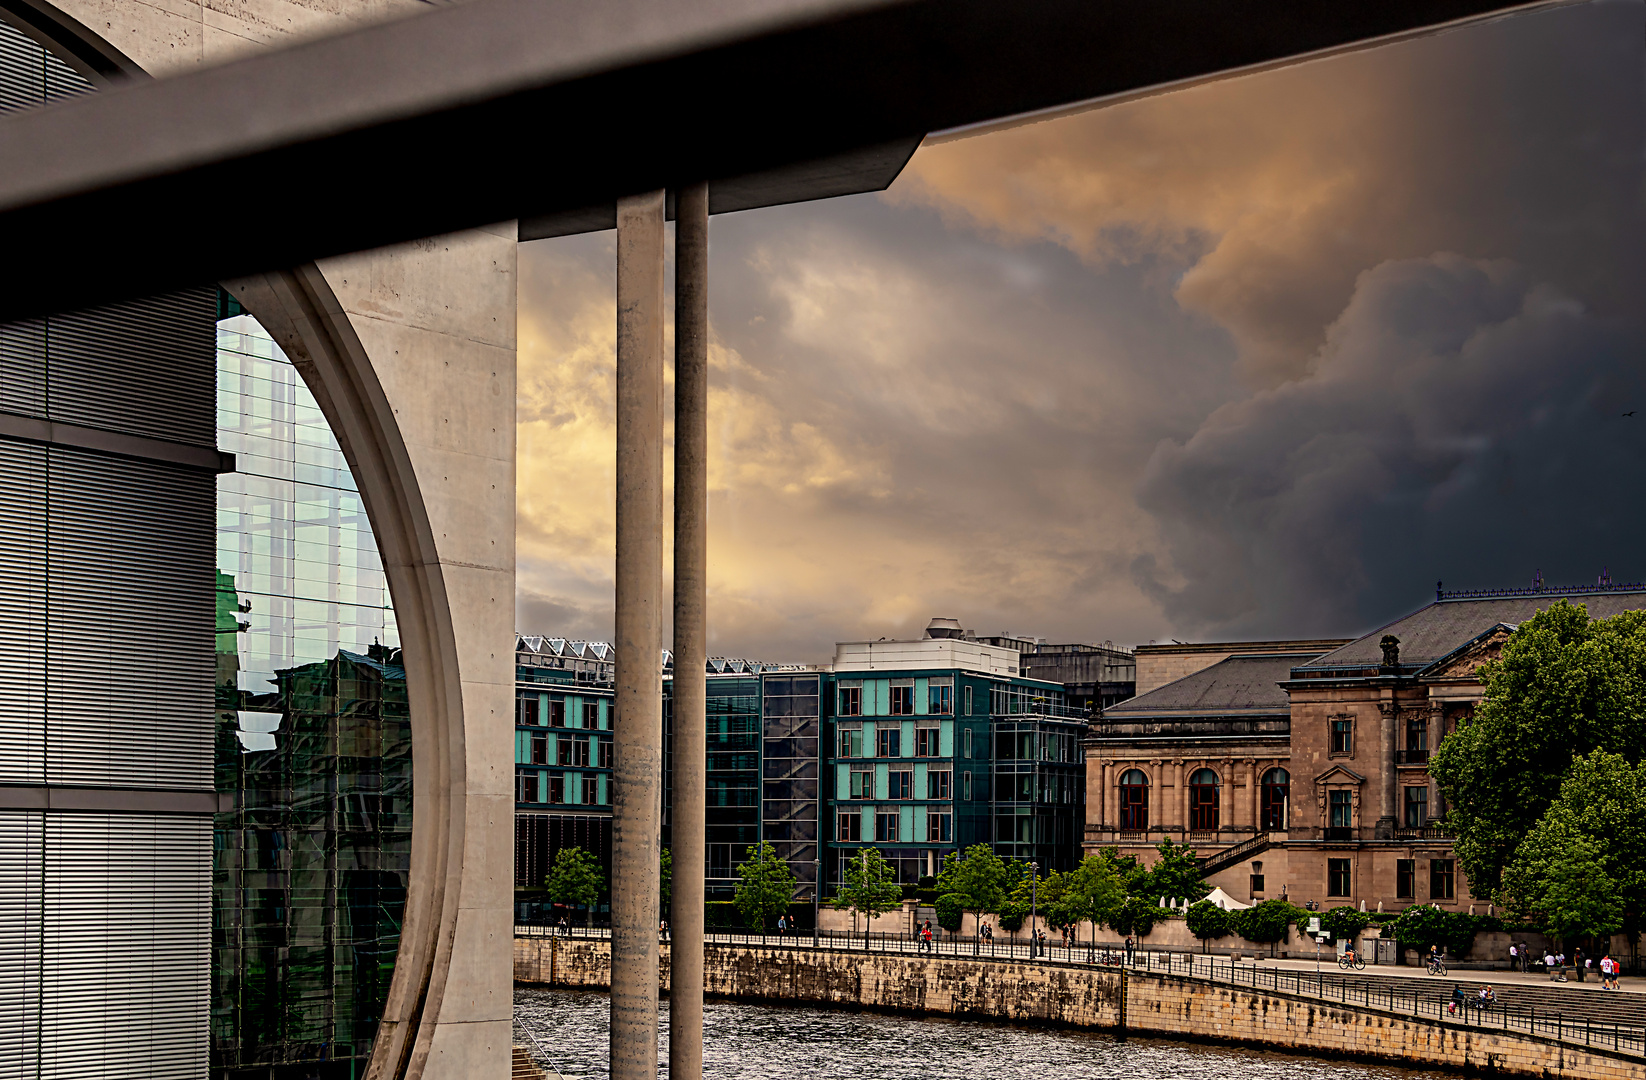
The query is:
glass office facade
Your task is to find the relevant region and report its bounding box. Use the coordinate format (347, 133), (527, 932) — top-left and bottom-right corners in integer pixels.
(212, 307), (408, 1079)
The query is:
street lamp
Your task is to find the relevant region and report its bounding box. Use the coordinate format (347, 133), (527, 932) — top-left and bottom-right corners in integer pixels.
(1029, 861), (1039, 959)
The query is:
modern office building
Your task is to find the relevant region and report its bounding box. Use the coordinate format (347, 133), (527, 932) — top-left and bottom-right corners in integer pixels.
(824, 628), (1083, 887)
(512, 636), (616, 918)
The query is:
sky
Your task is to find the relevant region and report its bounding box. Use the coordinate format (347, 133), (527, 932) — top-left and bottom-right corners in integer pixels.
(515, 0), (1646, 664)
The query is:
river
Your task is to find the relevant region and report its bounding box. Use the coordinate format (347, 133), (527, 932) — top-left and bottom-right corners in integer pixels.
(513, 988), (1462, 1080)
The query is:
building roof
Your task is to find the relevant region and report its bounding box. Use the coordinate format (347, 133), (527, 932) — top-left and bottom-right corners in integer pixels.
(1105, 652), (1329, 717)
(1293, 585), (1646, 676)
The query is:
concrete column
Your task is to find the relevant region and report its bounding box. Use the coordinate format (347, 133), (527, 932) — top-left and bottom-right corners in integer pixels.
(1377, 701), (1397, 839)
(612, 190), (666, 1080)
(1243, 758), (1257, 832)
(669, 181), (709, 1080)
(1173, 759), (1186, 833)
(1101, 761), (1114, 829)
(1148, 759), (1162, 834)
(1427, 702), (1445, 821)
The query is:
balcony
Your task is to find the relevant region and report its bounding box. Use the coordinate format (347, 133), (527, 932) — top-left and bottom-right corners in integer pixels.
(1394, 748), (1430, 765)
(1392, 824), (1452, 841)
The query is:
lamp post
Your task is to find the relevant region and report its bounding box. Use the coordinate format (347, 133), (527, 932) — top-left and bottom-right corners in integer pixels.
(1029, 861), (1039, 959)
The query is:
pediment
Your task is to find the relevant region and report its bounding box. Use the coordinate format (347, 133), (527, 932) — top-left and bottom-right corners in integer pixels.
(1424, 624), (1516, 681)
(1313, 764), (1366, 787)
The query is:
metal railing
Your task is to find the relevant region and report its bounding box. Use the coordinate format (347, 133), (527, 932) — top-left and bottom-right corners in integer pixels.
(514, 923), (1646, 1058)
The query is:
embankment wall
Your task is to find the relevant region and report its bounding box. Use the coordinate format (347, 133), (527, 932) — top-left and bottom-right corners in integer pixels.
(514, 937), (1644, 1080)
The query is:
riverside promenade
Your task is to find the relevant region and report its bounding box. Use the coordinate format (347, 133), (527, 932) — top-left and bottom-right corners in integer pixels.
(515, 927), (1645, 1079)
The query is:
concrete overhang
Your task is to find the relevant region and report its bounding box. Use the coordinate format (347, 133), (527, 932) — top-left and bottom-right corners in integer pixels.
(0, 0), (1578, 319)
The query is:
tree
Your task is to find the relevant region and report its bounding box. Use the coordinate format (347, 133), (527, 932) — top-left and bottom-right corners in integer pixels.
(1054, 855), (1127, 957)
(1230, 899), (1299, 954)
(935, 893), (966, 934)
(1391, 905), (1479, 957)
(545, 846), (604, 926)
(1502, 750), (1645, 948)
(1321, 905), (1371, 943)
(660, 846), (672, 913)
(733, 842), (796, 933)
(938, 844), (1011, 954)
(1431, 602), (1646, 895)
(1186, 900), (1231, 952)
(833, 848), (902, 949)
(1138, 839), (1210, 905)
(1109, 894), (1161, 938)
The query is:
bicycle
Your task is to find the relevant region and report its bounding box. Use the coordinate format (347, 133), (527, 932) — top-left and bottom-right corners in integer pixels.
(1427, 957), (1448, 976)
(1338, 952), (1366, 971)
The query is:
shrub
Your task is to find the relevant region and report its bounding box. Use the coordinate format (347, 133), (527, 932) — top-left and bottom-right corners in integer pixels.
(997, 900), (1028, 933)
(1109, 895), (1162, 937)
(1321, 905), (1372, 942)
(1186, 900), (1231, 947)
(1392, 905), (1482, 955)
(935, 893), (966, 932)
(705, 901), (743, 929)
(1232, 899), (1301, 945)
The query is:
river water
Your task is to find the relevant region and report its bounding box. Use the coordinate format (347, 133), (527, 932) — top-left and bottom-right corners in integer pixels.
(514, 988), (1461, 1080)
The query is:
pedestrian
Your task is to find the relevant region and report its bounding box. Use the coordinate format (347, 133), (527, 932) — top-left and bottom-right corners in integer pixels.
(660, 919), (669, 943)
(921, 922), (934, 953)
(1508, 942), (1518, 972)
(1601, 954), (1616, 990)
(1575, 947), (1586, 982)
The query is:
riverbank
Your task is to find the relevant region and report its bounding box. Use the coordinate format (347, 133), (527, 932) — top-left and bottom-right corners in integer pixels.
(515, 936), (1645, 1079)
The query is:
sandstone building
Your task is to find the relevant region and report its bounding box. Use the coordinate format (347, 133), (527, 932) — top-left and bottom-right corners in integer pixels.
(1085, 581), (1646, 912)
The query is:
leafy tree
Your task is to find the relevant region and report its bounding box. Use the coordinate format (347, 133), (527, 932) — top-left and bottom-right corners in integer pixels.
(660, 846), (672, 913)
(833, 848), (902, 949)
(938, 844), (1010, 954)
(733, 842), (796, 933)
(1052, 855), (1127, 956)
(1138, 839), (1210, 905)
(1503, 750), (1645, 947)
(546, 846), (604, 926)
(997, 900), (1029, 934)
(1392, 905), (1479, 957)
(1230, 899), (1300, 952)
(1321, 905), (1371, 943)
(1186, 900), (1231, 951)
(1109, 894), (1162, 938)
(1431, 602), (1646, 895)
(935, 893), (966, 933)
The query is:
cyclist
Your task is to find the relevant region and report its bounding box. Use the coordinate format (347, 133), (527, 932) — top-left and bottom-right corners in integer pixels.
(1427, 944), (1445, 974)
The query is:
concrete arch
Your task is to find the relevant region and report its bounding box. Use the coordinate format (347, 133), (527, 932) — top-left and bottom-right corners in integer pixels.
(8, 4), (516, 1076)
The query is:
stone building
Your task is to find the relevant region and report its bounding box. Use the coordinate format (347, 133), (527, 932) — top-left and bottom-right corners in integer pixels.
(1085, 581), (1646, 912)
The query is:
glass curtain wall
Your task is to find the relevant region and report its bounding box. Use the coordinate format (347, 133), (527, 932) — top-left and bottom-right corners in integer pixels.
(212, 304), (408, 1080)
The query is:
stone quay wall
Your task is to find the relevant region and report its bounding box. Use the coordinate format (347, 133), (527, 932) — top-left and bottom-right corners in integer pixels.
(515, 936), (1645, 1079)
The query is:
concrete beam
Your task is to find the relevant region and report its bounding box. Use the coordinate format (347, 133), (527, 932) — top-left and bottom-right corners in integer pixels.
(0, 0), (1573, 320)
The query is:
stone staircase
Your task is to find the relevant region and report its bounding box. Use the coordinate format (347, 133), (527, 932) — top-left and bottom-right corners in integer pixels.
(513, 1045), (561, 1080)
(1335, 969), (1646, 1029)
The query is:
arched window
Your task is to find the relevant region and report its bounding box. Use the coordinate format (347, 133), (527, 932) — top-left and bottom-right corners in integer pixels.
(1189, 768), (1220, 831)
(1260, 768), (1290, 830)
(1118, 768), (1149, 831)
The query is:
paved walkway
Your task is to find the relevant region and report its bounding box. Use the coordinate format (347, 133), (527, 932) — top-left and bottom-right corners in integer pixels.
(1239, 954), (1636, 993)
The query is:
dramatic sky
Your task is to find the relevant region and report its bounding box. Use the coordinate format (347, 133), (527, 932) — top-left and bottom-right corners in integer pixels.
(516, 0), (1646, 663)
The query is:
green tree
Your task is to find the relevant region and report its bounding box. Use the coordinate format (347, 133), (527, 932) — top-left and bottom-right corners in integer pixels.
(733, 842), (796, 933)
(1229, 899), (1300, 954)
(1321, 905), (1371, 943)
(1138, 839), (1210, 905)
(1431, 602), (1646, 895)
(1054, 854), (1127, 957)
(833, 848), (902, 949)
(545, 846), (604, 926)
(1186, 900), (1231, 952)
(660, 846), (672, 913)
(935, 893), (966, 933)
(1502, 750), (1645, 947)
(1109, 894), (1162, 938)
(937, 844), (1011, 954)
(1391, 905), (1479, 957)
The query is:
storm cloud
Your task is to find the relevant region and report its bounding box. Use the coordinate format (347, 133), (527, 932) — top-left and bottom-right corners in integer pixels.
(517, 0), (1646, 659)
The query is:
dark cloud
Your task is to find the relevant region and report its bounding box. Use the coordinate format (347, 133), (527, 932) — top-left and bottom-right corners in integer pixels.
(1134, 253), (1646, 637)
(516, 1), (1646, 657)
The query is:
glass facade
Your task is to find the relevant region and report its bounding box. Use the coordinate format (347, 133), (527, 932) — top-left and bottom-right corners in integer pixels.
(212, 308), (408, 1079)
